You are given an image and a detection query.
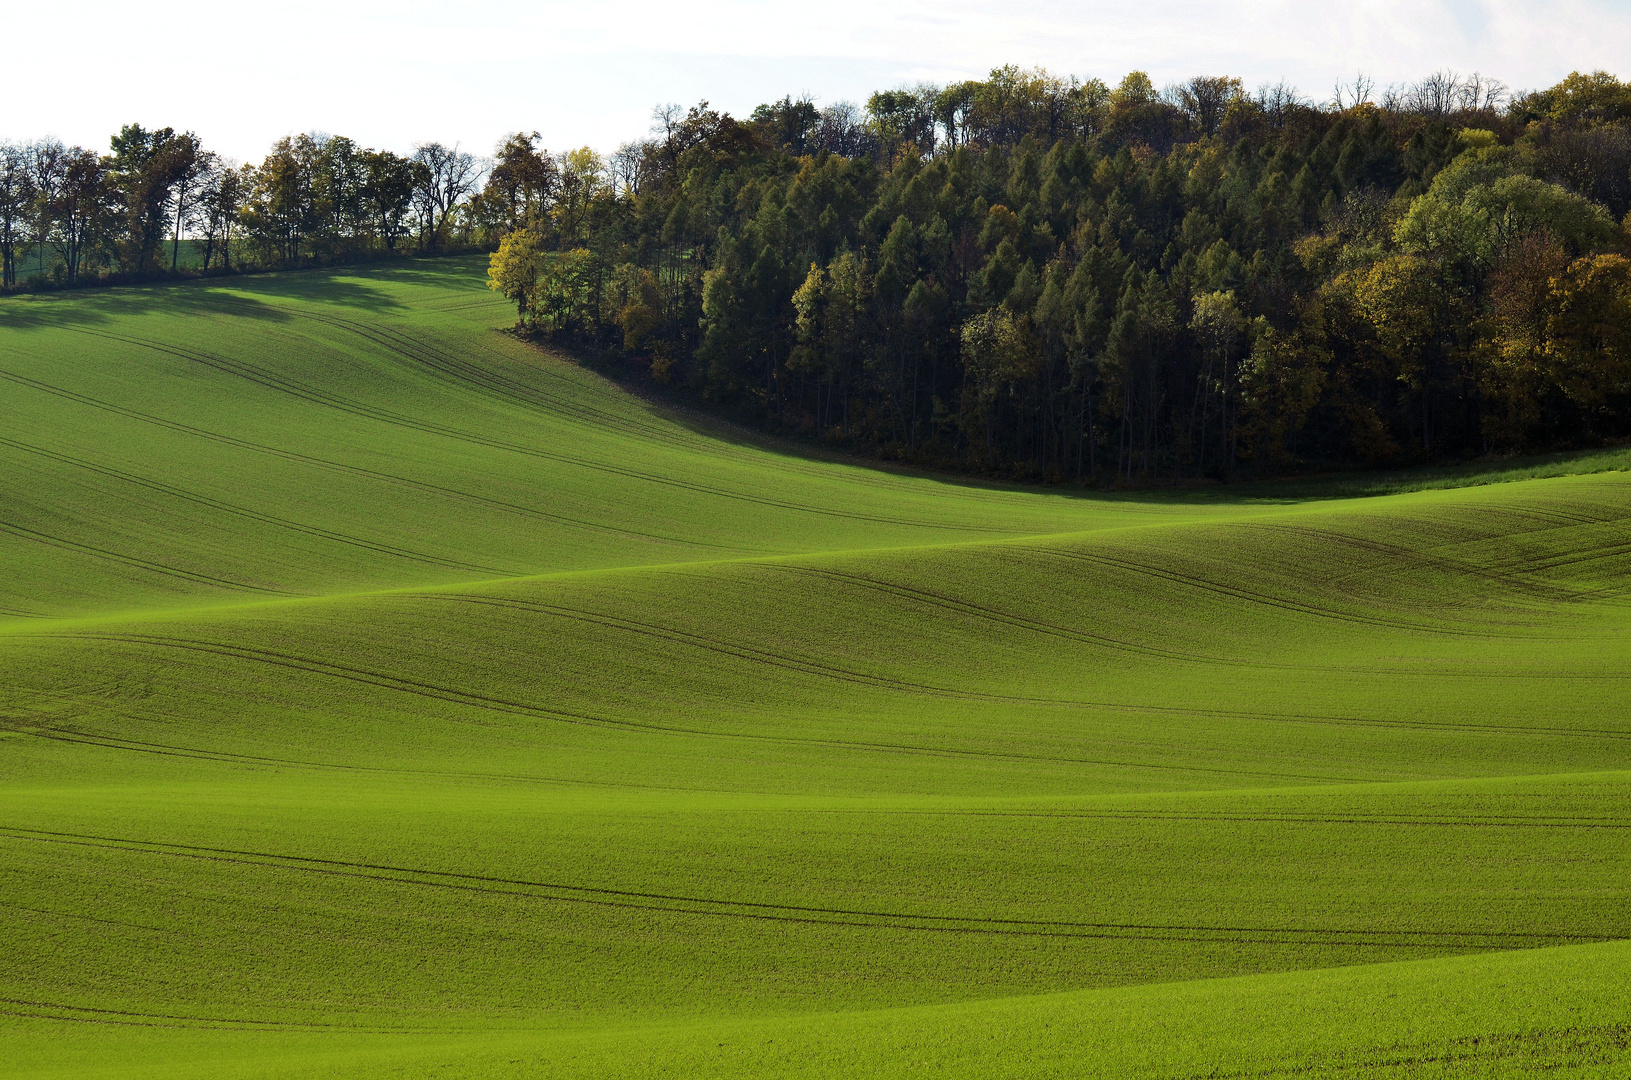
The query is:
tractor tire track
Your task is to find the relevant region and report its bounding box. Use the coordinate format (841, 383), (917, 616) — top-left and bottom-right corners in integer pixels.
(1177, 1023), (1631, 1080)
(0, 604), (49, 618)
(757, 563), (1237, 666)
(293, 311), (714, 456)
(815, 806), (1631, 830)
(0, 521), (287, 595)
(417, 592), (1011, 701)
(0, 366), (751, 552)
(0, 996), (345, 1031)
(0, 723), (659, 790)
(29, 633), (1350, 783)
(1243, 522), (1580, 602)
(0, 827), (1600, 950)
(59, 327), (1009, 534)
(407, 592), (1631, 742)
(1031, 546), (1489, 637)
(0, 436), (510, 576)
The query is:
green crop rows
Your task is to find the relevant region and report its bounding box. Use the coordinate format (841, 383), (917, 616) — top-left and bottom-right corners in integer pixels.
(1, 257), (1627, 1078)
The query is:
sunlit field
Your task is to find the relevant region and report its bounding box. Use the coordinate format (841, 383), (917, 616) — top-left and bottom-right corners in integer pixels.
(2, 257), (1627, 1078)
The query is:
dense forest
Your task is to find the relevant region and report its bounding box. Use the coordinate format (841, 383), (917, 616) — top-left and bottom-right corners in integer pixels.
(7, 67), (1631, 479)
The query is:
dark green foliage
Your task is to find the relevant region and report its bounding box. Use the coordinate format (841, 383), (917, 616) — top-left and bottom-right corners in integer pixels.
(541, 69), (1631, 484)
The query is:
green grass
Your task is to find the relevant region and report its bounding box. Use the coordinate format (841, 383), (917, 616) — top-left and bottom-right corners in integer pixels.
(2, 256), (1628, 1077)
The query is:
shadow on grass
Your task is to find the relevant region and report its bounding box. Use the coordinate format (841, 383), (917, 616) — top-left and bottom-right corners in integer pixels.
(0, 256), (490, 331)
(226, 257), (488, 307)
(1214, 445), (1631, 503)
(0, 282), (293, 330)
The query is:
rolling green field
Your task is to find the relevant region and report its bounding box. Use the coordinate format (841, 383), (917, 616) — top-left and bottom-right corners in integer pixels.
(2, 256), (1628, 1078)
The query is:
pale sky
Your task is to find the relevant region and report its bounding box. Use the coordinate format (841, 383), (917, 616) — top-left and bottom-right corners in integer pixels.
(7, 0), (1628, 162)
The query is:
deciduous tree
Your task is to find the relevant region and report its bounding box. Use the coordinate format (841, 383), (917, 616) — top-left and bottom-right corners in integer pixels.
(0, 144), (35, 288)
(487, 226), (545, 326)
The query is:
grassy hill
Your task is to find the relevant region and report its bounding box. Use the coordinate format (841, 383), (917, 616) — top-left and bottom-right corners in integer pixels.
(2, 257), (1628, 1078)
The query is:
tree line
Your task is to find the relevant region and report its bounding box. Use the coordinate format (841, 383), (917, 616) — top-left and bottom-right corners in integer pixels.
(0, 127), (499, 289)
(6, 65), (1630, 480)
(490, 67), (1631, 480)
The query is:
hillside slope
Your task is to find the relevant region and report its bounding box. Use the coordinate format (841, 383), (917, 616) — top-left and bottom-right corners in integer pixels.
(2, 259), (1627, 1078)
